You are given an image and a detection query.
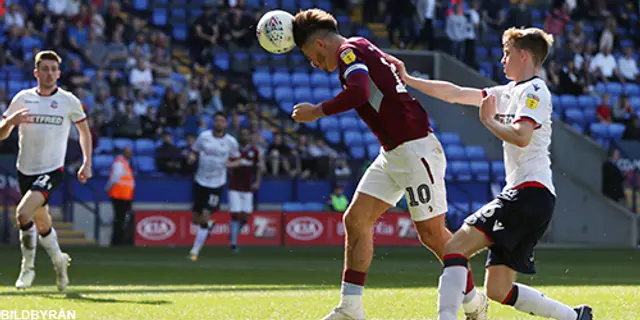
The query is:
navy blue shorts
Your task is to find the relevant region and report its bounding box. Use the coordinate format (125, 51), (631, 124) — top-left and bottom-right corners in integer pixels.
(192, 182), (223, 213)
(464, 187), (555, 274)
(17, 168), (65, 206)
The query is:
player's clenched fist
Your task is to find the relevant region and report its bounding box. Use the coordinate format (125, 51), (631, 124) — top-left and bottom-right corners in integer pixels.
(384, 54), (408, 82)
(5, 108), (30, 126)
(291, 103), (324, 123)
(479, 94), (497, 123)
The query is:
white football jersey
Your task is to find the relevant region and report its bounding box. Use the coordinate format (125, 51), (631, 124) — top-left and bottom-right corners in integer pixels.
(3, 87), (86, 175)
(484, 77), (555, 195)
(193, 130), (239, 188)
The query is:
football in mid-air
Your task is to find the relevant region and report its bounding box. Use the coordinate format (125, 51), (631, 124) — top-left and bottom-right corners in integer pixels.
(256, 10), (295, 54)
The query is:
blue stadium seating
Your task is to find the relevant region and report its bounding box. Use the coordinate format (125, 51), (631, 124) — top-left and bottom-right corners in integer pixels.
(450, 161), (472, 181)
(465, 145), (486, 160)
(439, 132), (461, 145)
(350, 146), (365, 159)
(297, 180), (330, 203)
(292, 72), (310, 87)
(135, 139), (156, 155)
(339, 116), (360, 131)
(444, 145), (466, 160)
(113, 138), (134, 151)
(95, 138), (114, 154)
(470, 161), (490, 182)
(344, 131), (364, 147)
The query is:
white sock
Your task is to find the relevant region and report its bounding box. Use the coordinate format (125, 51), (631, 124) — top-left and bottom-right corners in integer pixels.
(39, 227), (62, 262)
(437, 266), (467, 320)
(511, 284), (578, 320)
(230, 220), (240, 246)
(19, 224), (37, 269)
(190, 226), (209, 255)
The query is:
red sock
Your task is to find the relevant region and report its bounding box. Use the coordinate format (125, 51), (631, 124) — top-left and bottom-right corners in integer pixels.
(465, 269), (475, 294)
(343, 269), (367, 286)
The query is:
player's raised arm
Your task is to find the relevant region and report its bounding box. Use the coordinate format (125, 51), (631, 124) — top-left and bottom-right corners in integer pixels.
(385, 54), (483, 107)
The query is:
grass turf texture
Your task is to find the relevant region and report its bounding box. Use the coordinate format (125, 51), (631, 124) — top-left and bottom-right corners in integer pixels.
(0, 246), (637, 319)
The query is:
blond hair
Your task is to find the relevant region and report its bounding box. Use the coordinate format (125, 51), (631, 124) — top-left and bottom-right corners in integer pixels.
(502, 27), (553, 67)
(34, 50), (62, 68)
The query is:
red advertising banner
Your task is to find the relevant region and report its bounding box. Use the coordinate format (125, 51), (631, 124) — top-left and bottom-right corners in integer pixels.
(134, 211), (282, 246)
(283, 212), (421, 246)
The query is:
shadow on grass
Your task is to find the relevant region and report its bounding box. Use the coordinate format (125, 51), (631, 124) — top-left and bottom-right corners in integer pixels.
(40, 292), (173, 305)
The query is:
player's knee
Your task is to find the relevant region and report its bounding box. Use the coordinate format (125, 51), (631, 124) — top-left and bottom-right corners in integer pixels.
(484, 280), (511, 303)
(342, 210), (372, 233)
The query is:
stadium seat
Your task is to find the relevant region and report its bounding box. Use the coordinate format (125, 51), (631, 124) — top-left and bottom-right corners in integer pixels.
(491, 161), (505, 182)
(274, 87), (293, 102)
(214, 53), (230, 70)
(316, 0), (332, 11)
(135, 139), (156, 155)
(343, 131), (364, 147)
(559, 95), (578, 109)
(291, 72), (311, 87)
(589, 123), (608, 139)
(577, 95), (596, 109)
(624, 83), (640, 96)
(450, 161), (472, 181)
(134, 0), (148, 10)
(319, 117), (340, 131)
(324, 131), (341, 144)
(252, 71), (271, 87)
(93, 155), (115, 171)
(476, 47), (488, 60)
(152, 8), (167, 25)
(470, 161), (490, 182)
(350, 146), (365, 159)
(444, 145), (466, 160)
(367, 144), (379, 159)
(438, 132), (461, 145)
(631, 97), (640, 109)
(609, 123), (626, 141)
(135, 156), (157, 173)
(272, 72), (291, 87)
(280, 0), (296, 11)
(564, 108), (585, 127)
(339, 116), (360, 130)
(363, 131), (377, 144)
(279, 100), (294, 113)
(583, 108), (596, 123)
(294, 87), (312, 102)
(95, 137), (114, 154)
(465, 145), (486, 160)
(113, 138), (134, 151)
(258, 87), (273, 99)
(299, 0), (314, 9)
(606, 82), (623, 96)
(313, 87), (332, 103)
(310, 72), (330, 87)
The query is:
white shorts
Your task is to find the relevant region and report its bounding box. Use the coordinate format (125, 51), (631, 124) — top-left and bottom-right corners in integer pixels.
(356, 134), (448, 222)
(228, 190), (253, 213)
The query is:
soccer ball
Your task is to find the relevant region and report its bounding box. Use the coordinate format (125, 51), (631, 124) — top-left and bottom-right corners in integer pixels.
(256, 10), (296, 54)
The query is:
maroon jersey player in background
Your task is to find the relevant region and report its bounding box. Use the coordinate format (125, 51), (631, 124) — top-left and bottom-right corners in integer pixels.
(227, 127), (262, 253)
(290, 8), (487, 320)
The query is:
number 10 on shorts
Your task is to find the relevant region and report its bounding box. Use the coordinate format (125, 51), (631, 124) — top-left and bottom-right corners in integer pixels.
(405, 184), (431, 207)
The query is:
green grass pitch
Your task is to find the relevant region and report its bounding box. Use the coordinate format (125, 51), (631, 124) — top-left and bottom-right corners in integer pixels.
(0, 246), (638, 319)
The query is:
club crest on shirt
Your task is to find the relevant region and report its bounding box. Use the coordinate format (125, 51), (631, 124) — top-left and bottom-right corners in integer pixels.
(50, 100), (58, 109)
(340, 48), (356, 65)
(525, 93), (539, 109)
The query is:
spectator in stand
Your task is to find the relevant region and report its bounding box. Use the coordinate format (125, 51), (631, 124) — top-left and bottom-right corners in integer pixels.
(482, 0), (506, 32)
(158, 87), (184, 128)
(92, 87), (115, 122)
(61, 59), (91, 92)
(129, 33), (151, 59)
(181, 134), (198, 174)
(90, 3), (105, 38)
(558, 60), (584, 95)
(107, 69), (124, 95)
(72, 3), (91, 27)
(227, 6), (254, 48)
(567, 21), (585, 50)
(91, 69), (110, 95)
(26, 2), (48, 38)
(362, 0), (379, 23)
(415, 0), (435, 50)
(327, 185), (348, 212)
(387, 0), (416, 49)
(68, 19), (90, 58)
(140, 106), (161, 138)
(185, 77), (202, 108)
(190, 4), (218, 68)
(129, 59), (153, 94)
(507, 0), (532, 28)
(596, 94), (613, 123)
(598, 17), (617, 53)
(104, 1), (126, 41)
(133, 90), (148, 115)
(601, 147), (625, 203)
(155, 131), (184, 174)
(543, 0), (570, 50)
(334, 157), (352, 181)
(613, 95), (634, 123)
(590, 46), (624, 83)
(618, 47), (639, 82)
(1, 25), (24, 68)
(545, 60), (560, 92)
(228, 112), (242, 138)
(112, 100), (142, 139)
(85, 29), (108, 67)
(445, 5), (467, 60)
(183, 102), (201, 137)
(150, 47), (173, 87)
(623, 116), (640, 141)
(5, 3), (25, 30)
(104, 30), (129, 69)
(267, 133), (297, 177)
(463, 2), (480, 69)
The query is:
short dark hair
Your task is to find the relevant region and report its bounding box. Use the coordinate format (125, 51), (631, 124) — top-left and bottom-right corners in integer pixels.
(35, 50), (62, 68)
(292, 8), (339, 47)
(214, 111), (227, 119)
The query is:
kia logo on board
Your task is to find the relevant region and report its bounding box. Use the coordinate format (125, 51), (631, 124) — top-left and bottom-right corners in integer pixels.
(286, 217), (323, 241)
(137, 216), (176, 241)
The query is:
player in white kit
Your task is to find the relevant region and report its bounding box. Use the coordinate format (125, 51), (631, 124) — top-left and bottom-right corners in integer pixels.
(188, 112), (239, 261)
(388, 27), (592, 320)
(0, 51), (93, 291)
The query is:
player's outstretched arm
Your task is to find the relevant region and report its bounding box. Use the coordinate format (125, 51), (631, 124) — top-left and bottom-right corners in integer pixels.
(479, 94), (534, 148)
(0, 108), (29, 140)
(385, 54), (483, 106)
(75, 120), (93, 183)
